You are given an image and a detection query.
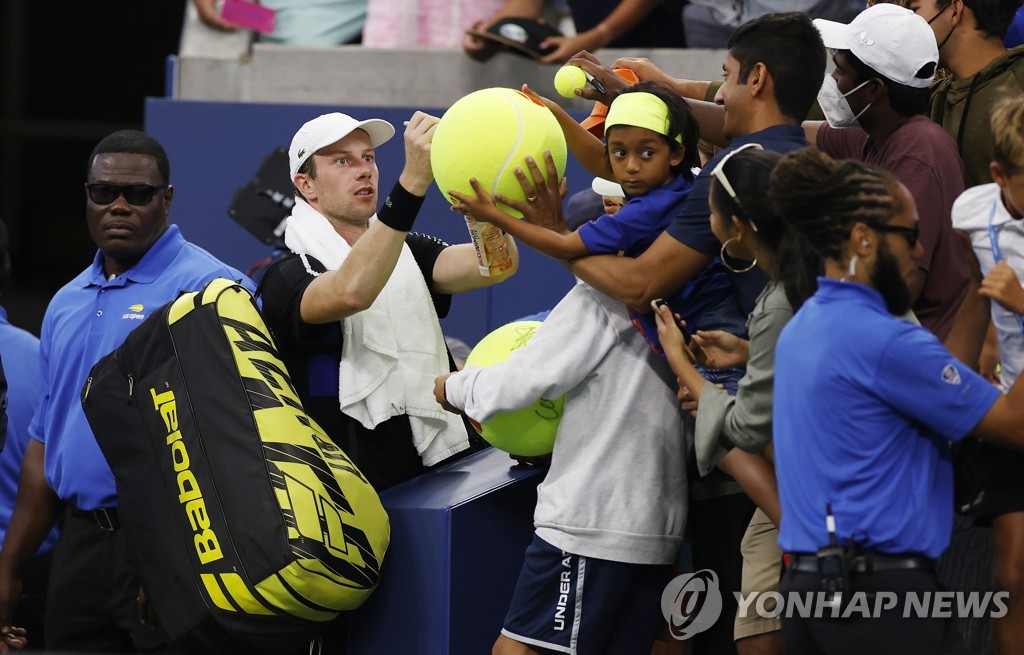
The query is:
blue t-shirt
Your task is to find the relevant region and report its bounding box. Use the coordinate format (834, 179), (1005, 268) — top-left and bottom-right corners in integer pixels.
(773, 279), (1001, 559)
(579, 173), (693, 259)
(667, 124), (809, 316)
(0, 308), (58, 554)
(30, 225), (254, 511)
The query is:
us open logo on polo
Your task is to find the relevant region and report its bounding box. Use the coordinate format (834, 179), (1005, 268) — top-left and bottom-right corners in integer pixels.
(942, 362), (962, 385)
(122, 303), (145, 321)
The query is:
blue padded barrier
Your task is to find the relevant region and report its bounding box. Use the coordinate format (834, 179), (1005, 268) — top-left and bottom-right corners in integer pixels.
(350, 448), (543, 653)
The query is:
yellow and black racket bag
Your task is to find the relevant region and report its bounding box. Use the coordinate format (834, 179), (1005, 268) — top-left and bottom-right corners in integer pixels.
(82, 278), (390, 653)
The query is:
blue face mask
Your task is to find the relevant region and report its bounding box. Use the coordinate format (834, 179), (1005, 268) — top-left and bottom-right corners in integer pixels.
(817, 76), (873, 128)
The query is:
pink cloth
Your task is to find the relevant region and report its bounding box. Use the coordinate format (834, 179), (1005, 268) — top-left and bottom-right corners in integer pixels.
(362, 0), (506, 48)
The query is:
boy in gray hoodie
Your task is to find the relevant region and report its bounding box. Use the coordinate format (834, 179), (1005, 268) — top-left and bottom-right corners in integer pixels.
(433, 87), (692, 654)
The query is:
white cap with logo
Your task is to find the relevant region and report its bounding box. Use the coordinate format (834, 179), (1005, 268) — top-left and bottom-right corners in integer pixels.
(288, 112), (396, 178)
(813, 4), (938, 89)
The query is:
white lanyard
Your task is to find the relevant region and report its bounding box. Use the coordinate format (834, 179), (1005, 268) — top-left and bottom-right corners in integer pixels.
(987, 199), (1024, 334)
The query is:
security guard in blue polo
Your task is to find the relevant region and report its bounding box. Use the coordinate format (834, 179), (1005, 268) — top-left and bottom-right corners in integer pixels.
(768, 147), (1024, 654)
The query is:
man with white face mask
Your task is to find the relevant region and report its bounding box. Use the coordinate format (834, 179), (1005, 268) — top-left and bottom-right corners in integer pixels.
(803, 3), (971, 342)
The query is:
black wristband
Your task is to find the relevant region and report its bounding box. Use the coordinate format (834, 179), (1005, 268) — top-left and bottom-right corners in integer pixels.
(377, 181), (424, 232)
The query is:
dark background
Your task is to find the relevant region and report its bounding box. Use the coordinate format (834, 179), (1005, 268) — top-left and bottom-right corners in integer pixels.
(1, 0), (187, 336)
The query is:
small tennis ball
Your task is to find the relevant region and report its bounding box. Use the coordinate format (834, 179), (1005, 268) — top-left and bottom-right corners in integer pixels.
(464, 321), (563, 457)
(431, 87), (567, 218)
(554, 65), (587, 98)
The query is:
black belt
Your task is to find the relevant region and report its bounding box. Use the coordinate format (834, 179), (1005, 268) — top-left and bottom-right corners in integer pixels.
(788, 551), (934, 574)
(72, 506), (120, 532)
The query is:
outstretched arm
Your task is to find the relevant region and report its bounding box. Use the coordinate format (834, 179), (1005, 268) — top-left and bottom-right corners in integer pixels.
(611, 56), (713, 102)
(448, 155), (588, 261)
(431, 237), (519, 294)
(463, 0), (545, 61)
(520, 85), (611, 180)
(570, 230), (712, 309)
(537, 0), (662, 64)
(654, 302), (708, 400)
(568, 53), (726, 147)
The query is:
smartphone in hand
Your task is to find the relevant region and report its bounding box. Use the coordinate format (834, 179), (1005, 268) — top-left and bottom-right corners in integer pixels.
(652, 299), (705, 366)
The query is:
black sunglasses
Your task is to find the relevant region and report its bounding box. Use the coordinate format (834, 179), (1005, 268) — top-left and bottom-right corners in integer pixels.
(869, 222), (919, 249)
(85, 183), (169, 206)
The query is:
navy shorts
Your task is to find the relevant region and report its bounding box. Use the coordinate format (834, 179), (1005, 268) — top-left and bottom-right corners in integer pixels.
(501, 534), (671, 654)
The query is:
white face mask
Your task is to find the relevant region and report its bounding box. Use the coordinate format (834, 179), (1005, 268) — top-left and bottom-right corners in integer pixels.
(817, 76), (872, 128)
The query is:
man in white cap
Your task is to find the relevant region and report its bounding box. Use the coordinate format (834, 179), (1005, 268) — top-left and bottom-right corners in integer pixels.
(257, 111), (518, 492)
(805, 2), (970, 343)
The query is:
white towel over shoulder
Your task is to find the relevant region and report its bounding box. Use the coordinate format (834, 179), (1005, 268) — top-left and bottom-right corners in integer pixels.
(284, 198), (469, 466)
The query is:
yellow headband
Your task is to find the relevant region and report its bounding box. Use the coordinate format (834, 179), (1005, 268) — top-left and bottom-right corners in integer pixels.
(604, 92), (682, 144)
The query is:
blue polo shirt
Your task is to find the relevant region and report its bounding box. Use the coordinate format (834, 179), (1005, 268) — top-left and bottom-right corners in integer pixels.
(0, 307), (57, 553)
(666, 125), (809, 315)
(579, 173), (693, 259)
(773, 279), (1000, 559)
(579, 172), (734, 343)
(29, 225), (253, 511)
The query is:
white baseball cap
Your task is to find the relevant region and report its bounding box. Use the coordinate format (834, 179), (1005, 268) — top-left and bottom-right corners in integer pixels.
(288, 112), (396, 178)
(813, 4), (938, 89)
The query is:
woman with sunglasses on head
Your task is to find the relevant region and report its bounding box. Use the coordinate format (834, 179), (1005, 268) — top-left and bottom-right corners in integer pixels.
(654, 143), (818, 655)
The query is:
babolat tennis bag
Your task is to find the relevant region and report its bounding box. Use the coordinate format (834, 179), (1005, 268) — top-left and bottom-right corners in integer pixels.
(81, 278), (390, 653)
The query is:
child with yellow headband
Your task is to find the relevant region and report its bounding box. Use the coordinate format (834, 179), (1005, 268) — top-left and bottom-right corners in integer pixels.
(453, 82), (743, 365)
(435, 82), (747, 655)
(453, 82), (698, 263)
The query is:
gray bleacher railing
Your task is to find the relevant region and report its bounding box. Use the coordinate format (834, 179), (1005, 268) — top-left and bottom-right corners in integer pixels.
(175, 2), (729, 108)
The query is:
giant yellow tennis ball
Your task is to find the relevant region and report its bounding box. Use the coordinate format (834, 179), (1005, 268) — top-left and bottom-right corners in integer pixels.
(464, 321), (563, 457)
(431, 87), (567, 218)
(554, 65), (588, 99)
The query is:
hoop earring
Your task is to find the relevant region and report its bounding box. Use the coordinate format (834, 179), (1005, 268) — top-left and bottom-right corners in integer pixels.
(720, 237), (757, 273)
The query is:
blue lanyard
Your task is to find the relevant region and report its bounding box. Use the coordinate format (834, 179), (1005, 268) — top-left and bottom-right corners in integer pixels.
(987, 199), (1024, 334)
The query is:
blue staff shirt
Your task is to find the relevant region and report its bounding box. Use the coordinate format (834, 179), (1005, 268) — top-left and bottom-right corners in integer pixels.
(0, 307), (57, 553)
(773, 279), (1000, 559)
(29, 225), (253, 511)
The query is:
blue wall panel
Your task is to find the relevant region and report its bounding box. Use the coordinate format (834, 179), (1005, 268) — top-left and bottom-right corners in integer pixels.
(145, 98), (592, 346)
